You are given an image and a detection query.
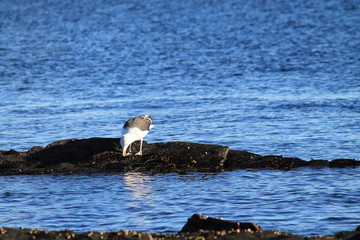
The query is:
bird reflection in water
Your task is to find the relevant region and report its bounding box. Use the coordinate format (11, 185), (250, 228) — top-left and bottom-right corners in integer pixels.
(122, 172), (155, 218)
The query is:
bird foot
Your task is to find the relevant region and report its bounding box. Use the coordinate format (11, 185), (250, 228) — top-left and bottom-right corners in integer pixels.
(135, 152), (143, 156)
(126, 152), (134, 156)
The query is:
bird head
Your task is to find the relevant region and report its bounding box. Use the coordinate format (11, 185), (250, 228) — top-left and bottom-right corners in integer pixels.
(143, 114), (152, 122)
(120, 137), (128, 157)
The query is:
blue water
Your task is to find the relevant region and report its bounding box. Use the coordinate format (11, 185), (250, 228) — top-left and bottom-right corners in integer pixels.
(1, 0), (360, 236)
(1, 169), (360, 236)
(1, 0), (359, 160)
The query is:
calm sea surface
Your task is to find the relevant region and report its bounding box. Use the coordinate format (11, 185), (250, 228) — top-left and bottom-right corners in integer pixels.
(1, 169), (360, 236)
(0, 0), (359, 236)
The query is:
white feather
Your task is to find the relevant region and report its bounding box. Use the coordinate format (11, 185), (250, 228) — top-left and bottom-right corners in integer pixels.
(122, 127), (149, 147)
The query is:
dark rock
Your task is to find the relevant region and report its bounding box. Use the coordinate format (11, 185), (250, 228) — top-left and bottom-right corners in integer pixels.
(335, 229), (360, 240)
(0, 227), (307, 240)
(348, 232), (360, 240)
(96, 141), (230, 173)
(1, 221), (360, 240)
(1, 137), (359, 175)
(329, 159), (360, 168)
(0, 139), (229, 174)
(27, 146), (44, 155)
(0, 227), (77, 240)
(143, 142), (229, 172)
(224, 150), (262, 169)
(26, 138), (120, 167)
(308, 159), (330, 167)
(44, 162), (82, 174)
(180, 214), (262, 233)
(255, 155), (309, 169)
(226, 152), (309, 170)
(0, 150), (27, 174)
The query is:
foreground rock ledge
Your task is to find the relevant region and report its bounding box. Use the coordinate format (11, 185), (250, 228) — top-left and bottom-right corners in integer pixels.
(1, 228), (359, 240)
(1, 137), (359, 175)
(1, 213), (359, 240)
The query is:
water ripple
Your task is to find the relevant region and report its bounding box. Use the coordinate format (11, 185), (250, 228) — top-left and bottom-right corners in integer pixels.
(1, 169), (359, 236)
(0, 0), (359, 236)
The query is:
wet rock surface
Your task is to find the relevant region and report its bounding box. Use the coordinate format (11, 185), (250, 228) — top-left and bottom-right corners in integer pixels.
(180, 214), (263, 232)
(1, 137), (359, 175)
(0, 215), (359, 240)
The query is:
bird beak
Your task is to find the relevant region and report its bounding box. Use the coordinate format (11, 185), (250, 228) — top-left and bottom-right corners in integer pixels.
(120, 137), (126, 157)
(122, 146), (128, 157)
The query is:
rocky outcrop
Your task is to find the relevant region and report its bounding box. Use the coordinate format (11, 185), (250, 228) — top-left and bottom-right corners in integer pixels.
(26, 138), (119, 167)
(180, 214), (262, 232)
(1, 137), (359, 175)
(0, 217), (359, 240)
(225, 150), (308, 170)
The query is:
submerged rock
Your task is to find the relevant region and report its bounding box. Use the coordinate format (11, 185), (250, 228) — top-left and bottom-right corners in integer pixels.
(0, 137), (359, 175)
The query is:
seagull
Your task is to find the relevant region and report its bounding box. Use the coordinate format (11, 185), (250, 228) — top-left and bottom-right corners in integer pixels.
(120, 115), (154, 157)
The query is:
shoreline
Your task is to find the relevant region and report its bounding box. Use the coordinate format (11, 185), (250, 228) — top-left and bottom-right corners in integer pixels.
(1, 226), (359, 240)
(1, 137), (359, 175)
(1, 214), (359, 240)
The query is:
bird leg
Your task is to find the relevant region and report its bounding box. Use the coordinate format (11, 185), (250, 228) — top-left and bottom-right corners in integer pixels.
(126, 144), (133, 156)
(136, 138), (143, 156)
